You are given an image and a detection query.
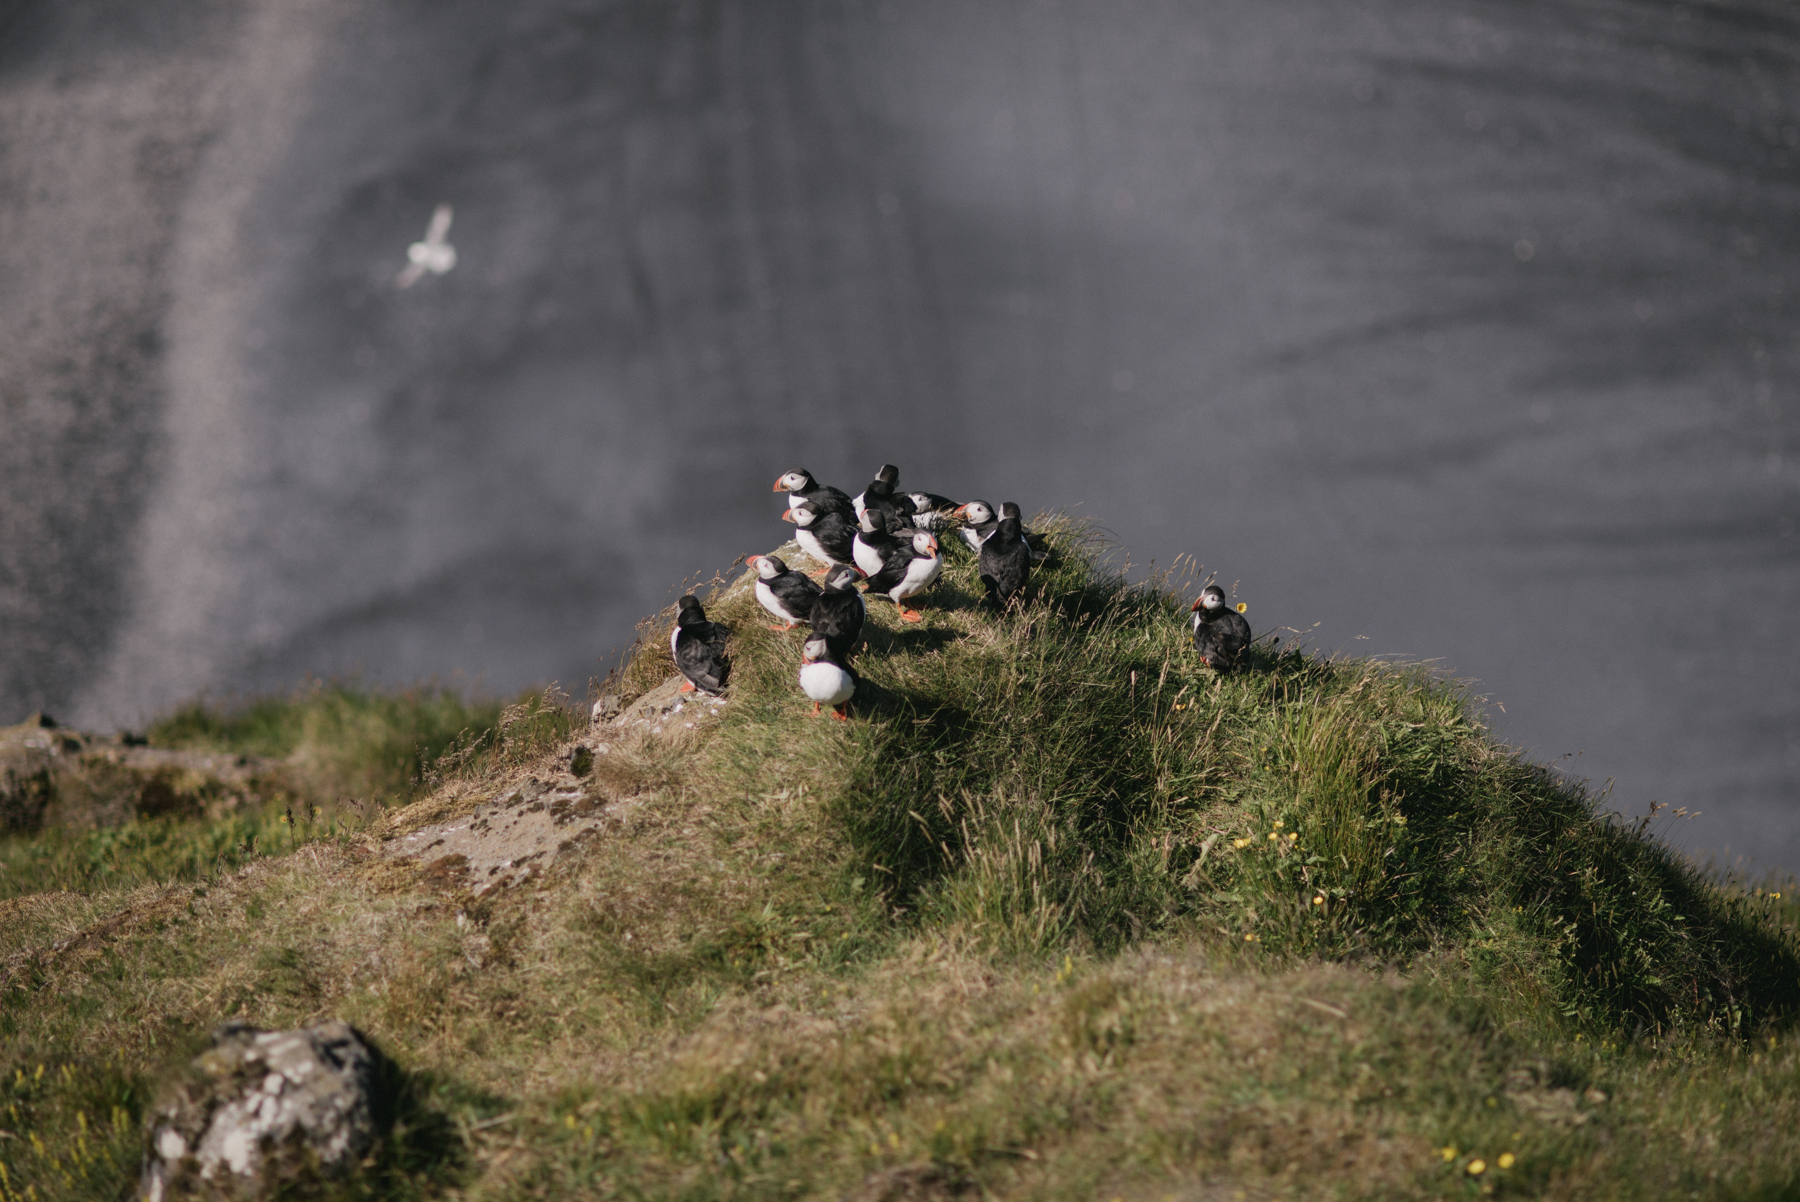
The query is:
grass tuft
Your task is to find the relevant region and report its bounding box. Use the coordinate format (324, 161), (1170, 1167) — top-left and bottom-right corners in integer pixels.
(3, 517), (1798, 1200)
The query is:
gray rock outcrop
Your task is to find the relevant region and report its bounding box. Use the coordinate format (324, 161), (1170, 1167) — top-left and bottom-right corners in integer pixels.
(142, 1021), (379, 1200)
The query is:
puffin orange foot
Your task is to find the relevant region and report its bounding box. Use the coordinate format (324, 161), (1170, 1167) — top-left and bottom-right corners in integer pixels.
(830, 707), (850, 722)
(812, 701), (822, 716)
(899, 608), (924, 623)
(808, 568), (830, 579)
(679, 680), (696, 693)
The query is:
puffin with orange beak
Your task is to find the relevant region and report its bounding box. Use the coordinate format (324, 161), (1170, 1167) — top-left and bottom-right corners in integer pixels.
(866, 528), (942, 622)
(1190, 585), (1252, 670)
(787, 498), (859, 575)
(954, 499), (1001, 552)
(775, 469), (854, 521)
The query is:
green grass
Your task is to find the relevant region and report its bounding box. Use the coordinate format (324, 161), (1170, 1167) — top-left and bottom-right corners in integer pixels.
(2, 520), (1797, 1201)
(147, 680), (507, 802)
(0, 683), (513, 904)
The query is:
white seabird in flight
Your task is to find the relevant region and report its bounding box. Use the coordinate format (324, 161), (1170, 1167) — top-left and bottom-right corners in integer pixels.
(395, 204), (457, 288)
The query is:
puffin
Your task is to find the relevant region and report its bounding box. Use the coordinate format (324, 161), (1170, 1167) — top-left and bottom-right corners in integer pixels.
(859, 475), (918, 531)
(903, 491), (961, 530)
(851, 464), (900, 522)
(776, 469), (855, 521)
(999, 502), (1050, 563)
(955, 499), (1000, 552)
(798, 635), (859, 720)
(1191, 585), (1252, 671)
(749, 555), (822, 630)
(808, 564), (867, 663)
(670, 594), (730, 694)
(787, 499), (860, 574)
(852, 507), (906, 578)
(866, 528), (942, 622)
(977, 515), (1032, 608)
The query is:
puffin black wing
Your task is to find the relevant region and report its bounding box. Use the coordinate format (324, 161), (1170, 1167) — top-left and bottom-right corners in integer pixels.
(767, 566), (822, 621)
(809, 566), (867, 662)
(977, 516), (1032, 607)
(672, 594), (730, 693)
(793, 504), (860, 568)
(865, 531), (920, 594)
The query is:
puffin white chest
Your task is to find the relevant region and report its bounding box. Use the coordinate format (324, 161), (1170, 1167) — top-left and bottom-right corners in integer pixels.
(891, 553), (941, 599)
(853, 536), (888, 578)
(799, 661), (856, 707)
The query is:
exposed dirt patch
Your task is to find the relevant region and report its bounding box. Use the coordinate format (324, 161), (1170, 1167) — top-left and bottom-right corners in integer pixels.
(380, 774), (644, 896)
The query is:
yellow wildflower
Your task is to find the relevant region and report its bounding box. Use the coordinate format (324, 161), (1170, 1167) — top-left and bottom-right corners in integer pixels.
(1497, 1153), (1515, 1170)
(1268, 832), (1280, 841)
(1467, 1159), (1487, 1175)
(1440, 1147), (1457, 1161)
(1312, 896), (1324, 906)
(1243, 933), (1257, 942)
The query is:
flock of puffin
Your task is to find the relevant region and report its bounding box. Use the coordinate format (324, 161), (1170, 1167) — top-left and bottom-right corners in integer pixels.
(669, 464), (1252, 719)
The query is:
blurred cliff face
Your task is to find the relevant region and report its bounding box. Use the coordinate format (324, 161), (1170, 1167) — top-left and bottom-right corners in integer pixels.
(1, 0), (1796, 864)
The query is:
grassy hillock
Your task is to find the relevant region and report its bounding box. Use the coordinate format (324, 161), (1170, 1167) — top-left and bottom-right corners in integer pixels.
(3, 519), (1798, 1202)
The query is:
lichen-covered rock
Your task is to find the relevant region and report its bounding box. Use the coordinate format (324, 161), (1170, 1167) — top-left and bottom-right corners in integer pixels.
(142, 1021), (379, 1200)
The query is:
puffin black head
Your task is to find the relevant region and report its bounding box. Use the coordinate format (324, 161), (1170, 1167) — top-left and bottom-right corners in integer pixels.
(874, 464), (899, 486)
(775, 469), (816, 494)
(821, 564), (864, 592)
(801, 636), (831, 663)
(859, 507), (889, 534)
(787, 500), (818, 527)
(995, 515), (1022, 541)
(1000, 501), (1023, 521)
(676, 594), (708, 626)
(911, 530), (940, 556)
(1192, 585), (1226, 613)
(958, 499), (995, 525)
(753, 555), (789, 580)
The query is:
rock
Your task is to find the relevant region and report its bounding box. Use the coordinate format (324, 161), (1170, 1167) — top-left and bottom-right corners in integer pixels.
(142, 1021), (380, 1200)
(0, 715), (274, 832)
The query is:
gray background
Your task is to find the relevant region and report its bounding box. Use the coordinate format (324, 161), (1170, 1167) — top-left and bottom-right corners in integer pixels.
(1, 0), (1795, 870)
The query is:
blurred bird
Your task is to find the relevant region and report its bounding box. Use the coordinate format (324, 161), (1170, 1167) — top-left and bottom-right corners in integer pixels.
(395, 204), (457, 288)
(749, 555), (821, 629)
(799, 635), (859, 720)
(1190, 585), (1252, 670)
(671, 594), (730, 694)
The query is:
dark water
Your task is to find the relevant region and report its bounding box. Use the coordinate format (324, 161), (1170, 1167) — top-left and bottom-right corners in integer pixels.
(1, 0), (1796, 869)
